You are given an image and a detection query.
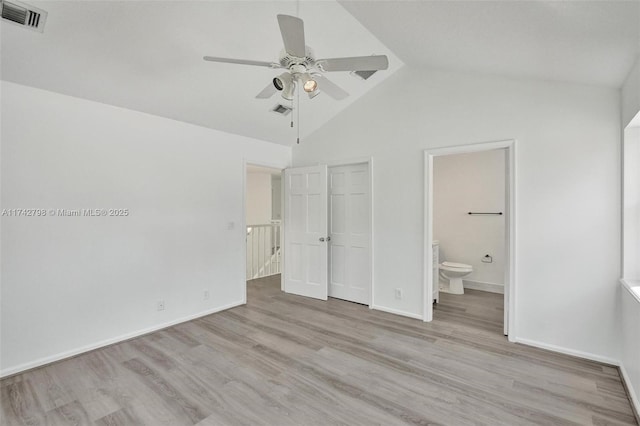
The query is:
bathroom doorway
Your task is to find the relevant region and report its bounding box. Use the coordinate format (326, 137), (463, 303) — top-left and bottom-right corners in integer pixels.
(423, 140), (516, 339)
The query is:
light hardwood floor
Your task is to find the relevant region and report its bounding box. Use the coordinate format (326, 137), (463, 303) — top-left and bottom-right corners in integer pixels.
(2, 275), (637, 425)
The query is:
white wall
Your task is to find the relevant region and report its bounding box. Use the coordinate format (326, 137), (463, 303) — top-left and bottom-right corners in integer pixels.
(622, 57), (640, 128)
(434, 150), (505, 289)
(246, 172), (272, 225)
(293, 67), (621, 361)
(0, 82), (291, 375)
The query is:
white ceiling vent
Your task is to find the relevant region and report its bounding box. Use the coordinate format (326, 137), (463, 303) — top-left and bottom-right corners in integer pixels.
(271, 104), (292, 116)
(1, 0), (47, 32)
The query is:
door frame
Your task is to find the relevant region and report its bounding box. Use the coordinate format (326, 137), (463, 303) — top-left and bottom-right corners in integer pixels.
(423, 140), (516, 341)
(242, 158), (287, 304)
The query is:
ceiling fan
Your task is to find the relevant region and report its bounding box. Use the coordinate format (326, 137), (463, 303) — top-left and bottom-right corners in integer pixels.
(203, 14), (389, 101)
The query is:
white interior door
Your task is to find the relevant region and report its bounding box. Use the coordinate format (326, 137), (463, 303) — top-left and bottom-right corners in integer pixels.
(328, 163), (371, 305)
(283, 165), (328, 300)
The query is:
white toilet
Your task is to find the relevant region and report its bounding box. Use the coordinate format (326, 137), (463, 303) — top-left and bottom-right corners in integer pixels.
(439, 262), (473, 295)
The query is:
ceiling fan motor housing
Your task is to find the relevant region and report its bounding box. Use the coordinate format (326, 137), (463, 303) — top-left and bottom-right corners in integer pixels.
(279, 47), (315, 72)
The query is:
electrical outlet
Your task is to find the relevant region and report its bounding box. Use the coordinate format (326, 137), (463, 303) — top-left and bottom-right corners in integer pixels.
(157, 300), (165, 311)
(204, 290), (210, 300)
(394, 288), (403, 300)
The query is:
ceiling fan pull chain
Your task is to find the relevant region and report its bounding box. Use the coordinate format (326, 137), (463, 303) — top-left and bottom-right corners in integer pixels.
(297, 86), (300, 144)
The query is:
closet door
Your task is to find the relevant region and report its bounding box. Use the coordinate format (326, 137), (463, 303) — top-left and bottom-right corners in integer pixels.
(328, 163), (370, 305)
(283, 165), (328, 300)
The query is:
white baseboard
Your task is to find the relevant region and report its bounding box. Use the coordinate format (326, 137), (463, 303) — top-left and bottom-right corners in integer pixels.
(371, 304), (423, 320)
(463, 279), (504, 294)
(0, 300), (245, 378)
(620, 362), (640, 423)
(513, 336), (620, 366)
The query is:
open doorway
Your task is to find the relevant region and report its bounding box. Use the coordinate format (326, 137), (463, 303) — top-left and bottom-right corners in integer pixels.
(433, 150), (506, 335)
(424, 140), (516, 340)
(245, 164), (283, 294)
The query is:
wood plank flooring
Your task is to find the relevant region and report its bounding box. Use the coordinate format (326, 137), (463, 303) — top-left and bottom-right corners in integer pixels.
(2, 275), (637, 425)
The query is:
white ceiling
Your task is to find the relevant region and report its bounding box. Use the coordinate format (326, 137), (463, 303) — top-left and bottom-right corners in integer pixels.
(0, 1), (402, 146)
(2, 1), (639, 146)
(340, 0), (640, 88)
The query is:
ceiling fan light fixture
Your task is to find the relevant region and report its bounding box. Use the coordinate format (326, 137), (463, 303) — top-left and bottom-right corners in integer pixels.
(273, 72), (292, 91)
(273, 72), (295, 100)
(303, 78), (317, 93)
(281, 82), (296, 101)
(299, 72), (317, 93)
(273, 77), (284, 91)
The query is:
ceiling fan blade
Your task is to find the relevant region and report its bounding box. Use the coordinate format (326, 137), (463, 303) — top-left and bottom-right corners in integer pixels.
(314, 75), (349, 100)
(317, 55), (389, 72)
(203, 56), (279, 68)
(277, 14), (306, 57)
(255, 82), (277, 99)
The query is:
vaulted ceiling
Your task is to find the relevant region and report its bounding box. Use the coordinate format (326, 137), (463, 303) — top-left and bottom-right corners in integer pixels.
(341, 0), (640, 88)
(2, 1), (639, 146)
(1, 1), (402, 145)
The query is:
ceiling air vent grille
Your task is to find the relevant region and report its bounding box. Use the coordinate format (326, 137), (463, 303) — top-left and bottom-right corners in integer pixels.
(2, 1), (25, 23)
(271, 104), (292, 116)
(1, 0), (47, 32)
(26, 9), (40, 27)
(352, 70), (377, 81)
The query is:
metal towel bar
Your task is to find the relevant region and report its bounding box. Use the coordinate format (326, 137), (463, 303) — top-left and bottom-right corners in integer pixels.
(468, 212), (503, 215)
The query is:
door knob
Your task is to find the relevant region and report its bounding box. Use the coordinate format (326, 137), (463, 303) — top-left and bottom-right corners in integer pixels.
(327, 236), (331, 242)
(319, 237), (325, 242)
